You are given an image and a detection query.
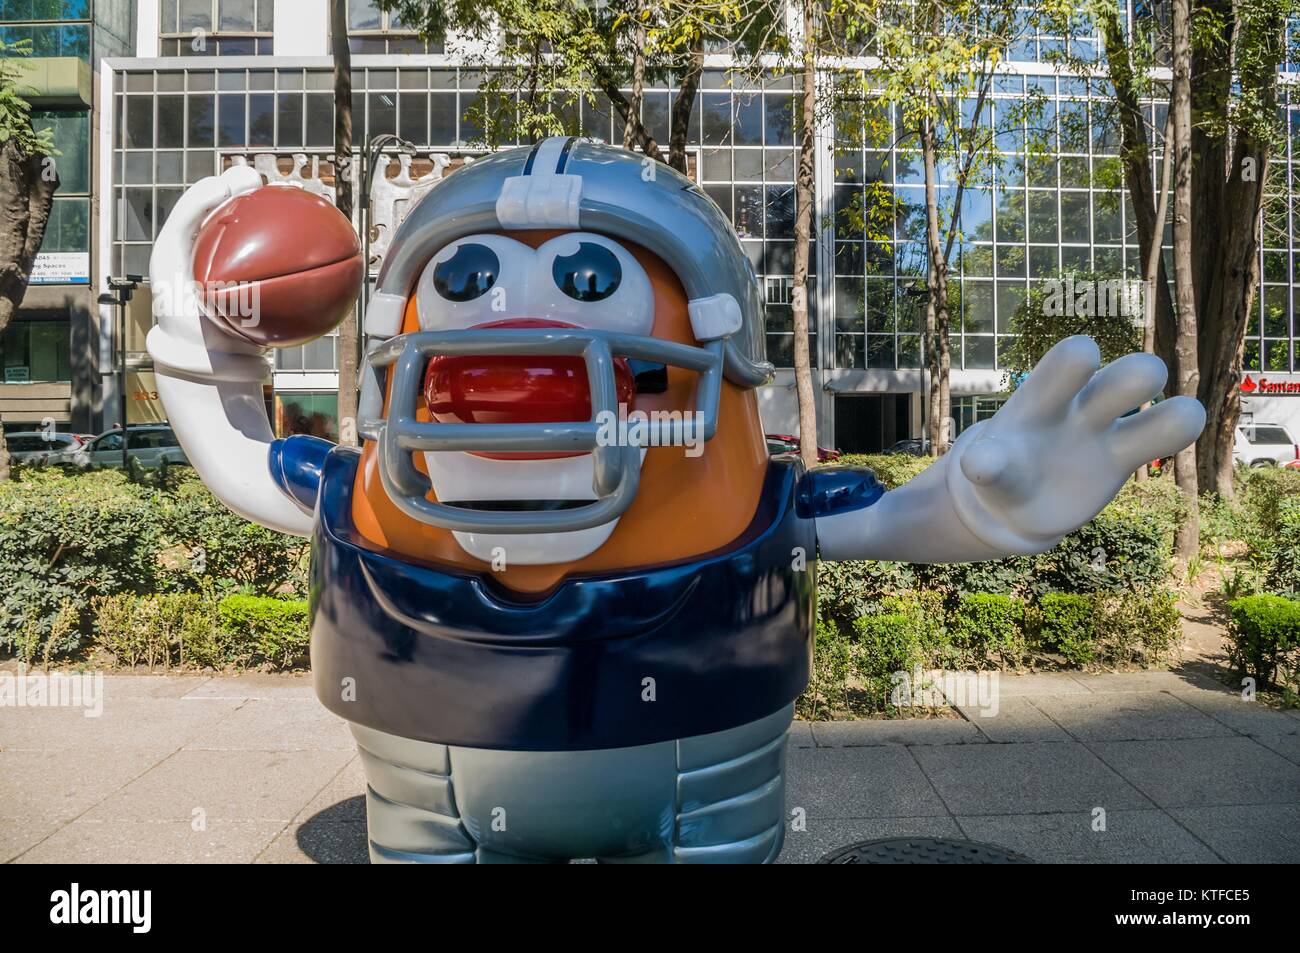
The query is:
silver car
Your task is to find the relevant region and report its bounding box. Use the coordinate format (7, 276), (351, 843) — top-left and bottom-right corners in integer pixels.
(3, 431), (86, 466)
(68, 425), (190, 469)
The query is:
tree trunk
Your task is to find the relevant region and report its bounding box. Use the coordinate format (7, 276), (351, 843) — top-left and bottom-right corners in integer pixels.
(667, 33), (705, 175)
(1099, 7), (1178, 383)
(623, 1), (646, 151)
(921, 96), (950, 456)
(1136, 114), (1175, 483)
(0, 140), (59, 481)
(331, 0), (358, 444)
(1190, 0), (1283, 498)
(791, 0), (819, 475)
(1171, 0), (1199, 565)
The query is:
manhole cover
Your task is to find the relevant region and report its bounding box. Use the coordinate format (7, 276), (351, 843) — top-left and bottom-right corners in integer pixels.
(818, 837), (1032, 864)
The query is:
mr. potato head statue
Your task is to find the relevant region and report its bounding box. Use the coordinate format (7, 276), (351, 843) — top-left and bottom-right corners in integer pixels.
(148, 137), (1203, 864)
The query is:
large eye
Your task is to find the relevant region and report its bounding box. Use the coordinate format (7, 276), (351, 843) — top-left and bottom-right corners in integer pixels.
(552, 242), (622, 302)
(433, 243), (499, 301)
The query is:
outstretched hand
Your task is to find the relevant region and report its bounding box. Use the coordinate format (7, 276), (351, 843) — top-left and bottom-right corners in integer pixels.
(945, 335), (1205, 554)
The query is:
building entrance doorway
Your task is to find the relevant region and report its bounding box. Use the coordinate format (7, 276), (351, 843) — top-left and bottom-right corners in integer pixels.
(833, 394), (911, 454)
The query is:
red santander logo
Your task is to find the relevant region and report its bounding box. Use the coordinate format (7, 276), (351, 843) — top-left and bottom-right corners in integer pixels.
(1242, 374), (1300, 395)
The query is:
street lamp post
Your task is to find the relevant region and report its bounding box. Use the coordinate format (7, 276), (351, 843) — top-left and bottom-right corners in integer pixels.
(357, 134), (417, 351)
(97, 275), (143, 470)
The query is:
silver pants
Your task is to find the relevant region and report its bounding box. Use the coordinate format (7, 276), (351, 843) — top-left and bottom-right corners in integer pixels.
(350, 704), (794, 864)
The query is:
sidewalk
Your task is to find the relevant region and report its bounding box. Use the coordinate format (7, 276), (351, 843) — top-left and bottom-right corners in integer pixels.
(2, 669), (1297, 863)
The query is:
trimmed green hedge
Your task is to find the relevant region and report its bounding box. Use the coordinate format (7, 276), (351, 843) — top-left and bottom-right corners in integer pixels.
(0, 468), (309, 657)
(90, 591), (310, 671)
(800, 589), (1181, 717)
(1226, 594), (1300, 690)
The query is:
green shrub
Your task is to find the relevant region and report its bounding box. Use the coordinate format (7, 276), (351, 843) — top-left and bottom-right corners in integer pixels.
(1035, 592), (1096, 665)
(1241, 466), (1300, 538)
(799, 618), (854, 720)
(0, 468), (308, 657)
(1036, 507), (1173, 595)
(91, 591), (223, 670)
(850, 611), (927, 711)
(830, 453), (934, 489)
(218, 594), (310, 668)
(816, 558), (917, 631)
(1226, 594), (1300, 688)
(1264, 498), (1300, 597)
(948, 593), (1027, 668)
(1094, 590), (1181, 667)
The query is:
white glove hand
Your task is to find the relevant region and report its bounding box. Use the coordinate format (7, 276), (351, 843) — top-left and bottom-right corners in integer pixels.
(946, 335), (1205, 554)
(146, 164), (267, 382)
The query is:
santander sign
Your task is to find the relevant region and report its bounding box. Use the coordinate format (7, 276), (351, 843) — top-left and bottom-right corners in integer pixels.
(1241, 374), (1300, 395)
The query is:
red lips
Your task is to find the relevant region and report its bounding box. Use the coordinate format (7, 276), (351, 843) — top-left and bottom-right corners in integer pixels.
(423, 318), (635, 460)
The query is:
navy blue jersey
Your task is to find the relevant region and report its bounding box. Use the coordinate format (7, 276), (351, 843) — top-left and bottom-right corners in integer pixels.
(270, 436), (881, 750)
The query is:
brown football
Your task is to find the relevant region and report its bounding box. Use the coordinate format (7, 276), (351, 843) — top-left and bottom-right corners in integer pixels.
(193, 185), (363, 348)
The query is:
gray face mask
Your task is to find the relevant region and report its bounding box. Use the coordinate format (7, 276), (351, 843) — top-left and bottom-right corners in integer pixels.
(359, 326), (725, 535)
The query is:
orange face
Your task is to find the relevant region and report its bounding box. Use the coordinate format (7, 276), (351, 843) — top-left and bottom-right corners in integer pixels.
(350, 231), (770, 595)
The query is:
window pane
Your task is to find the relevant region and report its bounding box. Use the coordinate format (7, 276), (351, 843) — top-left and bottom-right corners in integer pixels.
(349, 0), (381, 30)
(217, 94), (245, 146)
(179, 0), (211, 32)
(276, 93), (304, 147)
(218, 0), (254, 31)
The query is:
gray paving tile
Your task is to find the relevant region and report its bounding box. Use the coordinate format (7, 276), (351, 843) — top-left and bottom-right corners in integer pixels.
(775, 816), (966, 864)
(986, 673), (1091, 697)
(0, 697), (242, 752)
(910, 741), (1150, 815)
(13, 819), (286, 864)
(811, 718), (984, 747)
(1068, 671), (1224, 694)
(787, 720), (815, 748)
(1027, 692), (1236, 742)
(181, 674), (316, 700)
(82, 749), (354, 823)
(961, 697), (1072, 743)
(957, 810), (1222, 864)
(1253, 733), (1300, 765)
(1169, 805), (1300, 863)
(1171, 691), (1300, 736)
(0, 815), (67, 865)
(1090, 737), (1300, 808)
(294, 756), (364, 823)
(785, 746), (949, 818)
(100, 675), (214, 699)
(187, 699), (353, 751)
(0, 747), (164, 826)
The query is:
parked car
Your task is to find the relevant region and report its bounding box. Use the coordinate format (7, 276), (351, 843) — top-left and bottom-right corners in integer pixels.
(66, 425), (190, 469)
(884, 437), (931, 457)
(3, 431), (86, 466)
(1233, 422), (1298, 467)
(765, 433), (841, 462)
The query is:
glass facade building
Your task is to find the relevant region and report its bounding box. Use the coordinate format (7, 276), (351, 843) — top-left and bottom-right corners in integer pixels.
(80, 1), (1300, 449)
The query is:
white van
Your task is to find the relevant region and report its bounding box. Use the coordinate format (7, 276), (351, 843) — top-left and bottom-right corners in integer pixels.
(1234, 421), (1299, 467)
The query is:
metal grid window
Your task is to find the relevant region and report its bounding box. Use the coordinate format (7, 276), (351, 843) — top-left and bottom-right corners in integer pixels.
(347, 0), (444, 54)
(159, 0), (274, 56)
(0, 1), (91, 62)
(831, 73), (1146, 373)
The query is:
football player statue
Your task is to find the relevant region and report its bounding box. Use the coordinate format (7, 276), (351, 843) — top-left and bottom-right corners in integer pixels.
(148, 138), (1204, 863)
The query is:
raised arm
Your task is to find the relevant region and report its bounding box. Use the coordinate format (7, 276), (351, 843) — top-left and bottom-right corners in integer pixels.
(814, 336), (1205, 563)
(147, 166), (315, 536)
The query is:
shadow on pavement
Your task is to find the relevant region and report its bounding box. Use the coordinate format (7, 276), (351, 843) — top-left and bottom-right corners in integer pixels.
(296, 796), (369, 864)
